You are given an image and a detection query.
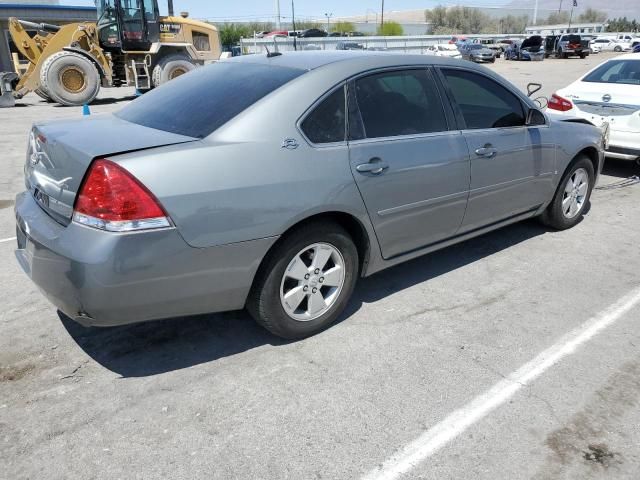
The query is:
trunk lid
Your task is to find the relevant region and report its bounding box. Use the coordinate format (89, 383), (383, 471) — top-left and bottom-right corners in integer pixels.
(25, 114), (198, 224)
(563, 82), (640, 132)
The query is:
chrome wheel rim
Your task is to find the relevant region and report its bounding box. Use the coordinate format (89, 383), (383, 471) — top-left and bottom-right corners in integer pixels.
(280, 242), (346, 322)
(562, 168), (589, 219)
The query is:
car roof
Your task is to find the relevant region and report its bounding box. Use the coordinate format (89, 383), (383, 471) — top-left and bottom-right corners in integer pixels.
(225, 50), (474, 72)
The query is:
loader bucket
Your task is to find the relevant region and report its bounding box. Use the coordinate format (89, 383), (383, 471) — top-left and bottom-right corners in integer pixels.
(0, 72), (18, 107)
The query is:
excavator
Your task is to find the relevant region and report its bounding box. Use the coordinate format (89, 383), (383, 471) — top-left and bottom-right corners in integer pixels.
(0, 0), (221, 107)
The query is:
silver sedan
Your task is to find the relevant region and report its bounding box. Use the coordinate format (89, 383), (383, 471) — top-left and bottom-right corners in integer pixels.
(15, 51), (605, 339)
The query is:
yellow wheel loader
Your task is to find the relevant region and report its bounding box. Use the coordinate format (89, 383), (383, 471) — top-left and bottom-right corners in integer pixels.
(0, 0), (221, 107)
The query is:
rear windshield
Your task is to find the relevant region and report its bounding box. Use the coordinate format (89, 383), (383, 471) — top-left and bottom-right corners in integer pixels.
(116, 62), (304, 138)
(583, 60), (640, 85)
(562, 35), (581, 43)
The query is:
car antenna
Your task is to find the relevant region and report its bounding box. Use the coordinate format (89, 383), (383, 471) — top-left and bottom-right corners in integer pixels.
(265, 45), (282, 58)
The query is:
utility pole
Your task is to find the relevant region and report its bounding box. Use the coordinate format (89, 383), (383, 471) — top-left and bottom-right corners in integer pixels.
(381, 0), (385, 33)
(291, 0), (297, 50)
(558, 0), (563, 14)
(568, 0), (575, 32)
(533, 0), (539, 25)
(275, 0), (281, 30)
(324, 13), (333, 33)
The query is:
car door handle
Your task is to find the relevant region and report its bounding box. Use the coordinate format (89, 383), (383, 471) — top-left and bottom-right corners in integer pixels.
(356, 158), (389, 174)
(475, 144), (497, 158)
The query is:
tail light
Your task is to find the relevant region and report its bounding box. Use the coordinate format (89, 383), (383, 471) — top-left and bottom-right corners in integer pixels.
(73, 159), (171, 232)
(548, 93), (573, 112)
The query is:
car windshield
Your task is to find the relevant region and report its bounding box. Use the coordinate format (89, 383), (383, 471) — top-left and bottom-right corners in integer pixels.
(583, 60), (640, 85)
(116, 62), (304, 138)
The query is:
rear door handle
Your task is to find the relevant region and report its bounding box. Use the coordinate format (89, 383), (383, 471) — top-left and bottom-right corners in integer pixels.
(475, 144), (497, 158)
(356, 158), (389, 175)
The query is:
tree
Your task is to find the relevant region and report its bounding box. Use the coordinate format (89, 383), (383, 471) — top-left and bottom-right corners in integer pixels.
(246, 21), (274, 34)
(499, 15), (528, 34)
(606, 17), (639, 32)
(331, 21), (355, 34)
(578, 8), (607, 23)
(294, 21), (322, 30)
(377, 21), (404, 36)
(425, 6), (447, 28)
(545, 11), (570, 25)
(217, 23), (251, 47)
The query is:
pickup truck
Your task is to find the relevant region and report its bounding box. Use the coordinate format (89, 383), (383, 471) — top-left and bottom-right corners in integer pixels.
(544, 34), (590, 58)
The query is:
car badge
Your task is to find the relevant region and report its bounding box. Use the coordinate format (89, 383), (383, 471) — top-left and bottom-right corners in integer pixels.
(602, 94), (611, 103)
(281, 138), (299, 150)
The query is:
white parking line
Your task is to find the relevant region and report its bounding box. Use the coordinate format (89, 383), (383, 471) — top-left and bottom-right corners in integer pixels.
(0, 237), (16, 244)
(362, 285), (640, 480)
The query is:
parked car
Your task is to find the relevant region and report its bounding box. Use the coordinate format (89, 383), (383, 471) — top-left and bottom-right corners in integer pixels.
(472, 38), (503, 58)
(336, 41), (364, 50)
(425, 44), (462, 58)
(299, 28), (328, 38)
(505, 36), (544, 61)
(590, 38), (632, 52)
(15, 52), (605, 339)
(547, 52), (640, 161)
(460, 43), (496, 63)
(545, 34), (590, 58)
(633, 44), (640, 53)
(589, 42), (602, 54)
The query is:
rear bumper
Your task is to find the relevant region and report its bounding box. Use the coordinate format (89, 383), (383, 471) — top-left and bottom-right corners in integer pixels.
(15, 192), (277, 327)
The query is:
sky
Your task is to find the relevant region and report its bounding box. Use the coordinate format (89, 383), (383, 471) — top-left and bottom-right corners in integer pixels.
(63, 1), (513, 21)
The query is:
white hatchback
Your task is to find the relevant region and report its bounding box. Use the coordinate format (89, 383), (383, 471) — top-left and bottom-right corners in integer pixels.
(547, 53), (640, 161)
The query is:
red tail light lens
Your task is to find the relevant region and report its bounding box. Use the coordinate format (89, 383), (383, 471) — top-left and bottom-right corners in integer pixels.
(73, 159), (170, 232)
(548, 93), (573, 112)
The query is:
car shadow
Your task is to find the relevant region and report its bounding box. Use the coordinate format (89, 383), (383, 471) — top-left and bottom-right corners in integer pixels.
(601, 158), (640, 179)
(61, 219), (548, 378)
(51, 95), (138, 107)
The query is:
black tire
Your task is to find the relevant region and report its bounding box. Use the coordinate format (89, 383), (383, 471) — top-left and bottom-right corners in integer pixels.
(34, 87), (53, 103)
(540, 155), (595, 230)
(247, 222), (359, 339)
(152, 54), (196, 88)
(39, 51), (100, 106)
(614, 45), (622, 52)
(580, 52), (586, 59)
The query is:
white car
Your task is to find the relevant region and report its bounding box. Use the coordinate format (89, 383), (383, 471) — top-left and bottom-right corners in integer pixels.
(590, 38), (632, 52)
(425, 44), (462, 58)
(547, 53), (640, 161)
(589, 42), (602, 54)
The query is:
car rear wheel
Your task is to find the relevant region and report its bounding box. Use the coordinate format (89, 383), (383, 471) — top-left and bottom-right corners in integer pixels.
(540, 155), (594, 230)
(247, 222), (359, 339)
(614, 45), (622, 52)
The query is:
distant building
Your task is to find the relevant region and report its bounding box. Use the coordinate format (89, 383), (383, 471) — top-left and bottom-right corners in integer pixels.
(525, 22), (607, 36)
(1, 3), (96, 73)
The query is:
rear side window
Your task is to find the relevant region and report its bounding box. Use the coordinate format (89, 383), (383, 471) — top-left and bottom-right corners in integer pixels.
(353, 69), (448, 138)
(441, 69), (525, 129)
(116, 62), (304, 138)
(301, 86), (346, 144)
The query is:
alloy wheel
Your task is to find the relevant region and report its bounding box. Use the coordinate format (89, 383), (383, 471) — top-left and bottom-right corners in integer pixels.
(562, 168), (589, 219)
(280, 242), (346, 321)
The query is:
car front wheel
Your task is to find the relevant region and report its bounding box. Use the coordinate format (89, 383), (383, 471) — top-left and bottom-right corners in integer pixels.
(247, 222), (359, 339)
(540, 155), (594, 230)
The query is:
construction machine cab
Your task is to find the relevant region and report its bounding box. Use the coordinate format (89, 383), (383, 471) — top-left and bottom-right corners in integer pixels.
(96, 0), (160, 52)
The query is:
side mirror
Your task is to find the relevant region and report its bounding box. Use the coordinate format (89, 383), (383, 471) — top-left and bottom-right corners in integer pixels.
(526, 82), (542, 97)
(526, 108), (546, 126)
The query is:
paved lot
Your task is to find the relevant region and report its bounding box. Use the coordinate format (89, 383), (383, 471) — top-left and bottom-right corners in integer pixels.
(1, 53), (639, 480)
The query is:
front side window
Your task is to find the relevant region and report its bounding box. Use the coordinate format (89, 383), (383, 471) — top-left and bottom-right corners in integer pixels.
(441, 69), (525, 129)
(353, 69), (448, 139)
(301, 87), (346, 144)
